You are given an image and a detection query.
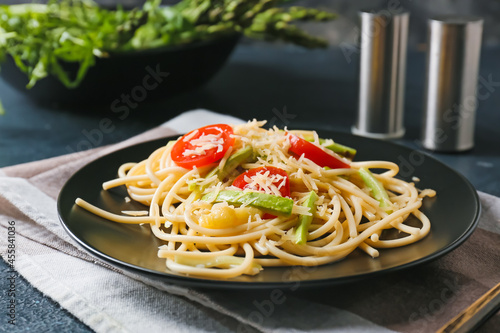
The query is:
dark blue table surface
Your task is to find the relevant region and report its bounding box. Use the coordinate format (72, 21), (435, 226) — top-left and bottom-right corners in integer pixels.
(1, 40), (499, 332)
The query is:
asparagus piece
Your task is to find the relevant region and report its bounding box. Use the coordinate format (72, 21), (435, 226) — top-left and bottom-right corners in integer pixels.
(294, 190), (318, 245)
(207, 145), (254, 181)
(359, 168), (392, 212)
(202, 190), (294, 216)
(320, 139), (357, 159)
(300, 133), (357, 159)
(189, 145), (254, 192)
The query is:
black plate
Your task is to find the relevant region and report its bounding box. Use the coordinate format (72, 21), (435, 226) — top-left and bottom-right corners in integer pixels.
(57, 131), (481, 289)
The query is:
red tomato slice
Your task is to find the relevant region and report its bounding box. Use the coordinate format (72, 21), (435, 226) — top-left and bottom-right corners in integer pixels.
(171, 124), (235, 169)
(233, 166), (290, 197)
(287, 134), (350, 169)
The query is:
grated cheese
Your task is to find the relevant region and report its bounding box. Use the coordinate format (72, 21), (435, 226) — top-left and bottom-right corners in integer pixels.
(292, 204), (312, 215)
(182, 133), (225, 157)
(217, 146), (233, 171)
(243, 169), (286, 196)
(183, 129), (199, 142)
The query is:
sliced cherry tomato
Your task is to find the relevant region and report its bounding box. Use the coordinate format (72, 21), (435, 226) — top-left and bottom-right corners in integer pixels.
(233, 166), (290, 219)
(233, 166), (290, 197)
(287, 134), (350, 169)
(171, 124), (235, 169)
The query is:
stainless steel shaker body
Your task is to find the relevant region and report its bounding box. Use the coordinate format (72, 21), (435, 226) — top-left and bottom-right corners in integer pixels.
(421, 17), (483, 151)
(353, 10), (409, 139)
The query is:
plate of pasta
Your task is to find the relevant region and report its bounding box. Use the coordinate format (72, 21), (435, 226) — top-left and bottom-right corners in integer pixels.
(57, 120), (480, 288)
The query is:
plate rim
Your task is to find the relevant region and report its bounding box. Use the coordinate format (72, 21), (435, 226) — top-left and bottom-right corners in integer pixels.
(57, 131), (481, 289)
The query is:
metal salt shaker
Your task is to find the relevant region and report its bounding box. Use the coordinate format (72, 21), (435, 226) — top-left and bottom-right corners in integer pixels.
(421, 17), (483, 152)
(353, 10), (409, 139)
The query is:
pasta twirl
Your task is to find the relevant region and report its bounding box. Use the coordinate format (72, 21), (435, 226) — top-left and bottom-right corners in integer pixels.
(76, 120), (436, 278)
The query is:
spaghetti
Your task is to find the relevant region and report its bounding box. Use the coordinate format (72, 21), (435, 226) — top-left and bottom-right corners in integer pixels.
(76, 120), (435, 278)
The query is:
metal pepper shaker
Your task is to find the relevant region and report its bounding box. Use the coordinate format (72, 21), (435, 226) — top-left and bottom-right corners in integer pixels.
(352, 10), (409, 139)
(421, 17), (483, 152)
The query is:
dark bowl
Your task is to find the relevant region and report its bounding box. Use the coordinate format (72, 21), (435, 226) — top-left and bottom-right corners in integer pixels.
(0, 33), (240, 106)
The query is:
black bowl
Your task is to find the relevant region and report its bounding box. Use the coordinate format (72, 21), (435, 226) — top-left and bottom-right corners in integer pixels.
(0, 34), (240, 106)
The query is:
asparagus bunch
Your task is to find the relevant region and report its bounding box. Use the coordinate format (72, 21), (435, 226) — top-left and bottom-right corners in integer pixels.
(244, 6), (336, 48)
(130, 0), (335, 49)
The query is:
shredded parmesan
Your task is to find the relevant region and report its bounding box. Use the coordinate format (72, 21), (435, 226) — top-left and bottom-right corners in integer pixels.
(243, 169), (286, 196)
(292, 205), (312, 215)
(218, 146), (233, 171)
(183, 129), (199, 142)
(182, 133), (225, 157)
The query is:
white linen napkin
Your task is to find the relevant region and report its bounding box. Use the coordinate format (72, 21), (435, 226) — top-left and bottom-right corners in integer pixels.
(1, 110), (499, 333)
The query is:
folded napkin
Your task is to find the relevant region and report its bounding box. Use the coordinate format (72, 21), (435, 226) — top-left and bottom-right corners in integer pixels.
(1, 110), (499, 333)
